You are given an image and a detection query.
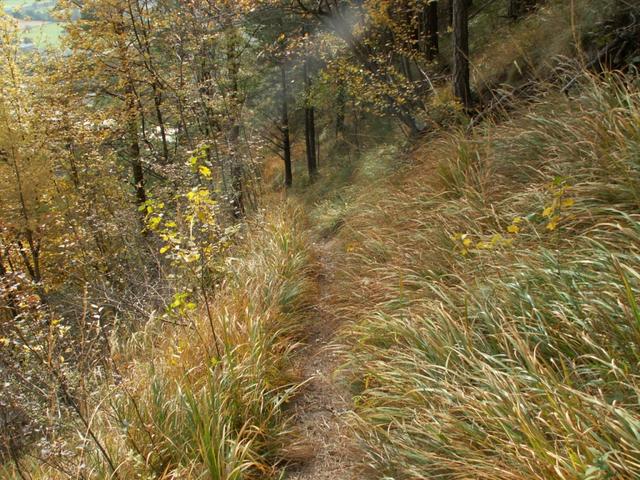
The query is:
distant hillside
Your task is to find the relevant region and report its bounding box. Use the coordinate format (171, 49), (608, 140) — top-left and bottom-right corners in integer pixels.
(3, 0), (61, 48)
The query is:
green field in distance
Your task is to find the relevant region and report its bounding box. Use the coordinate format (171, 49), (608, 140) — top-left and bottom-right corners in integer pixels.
(3, 0), (62, 48)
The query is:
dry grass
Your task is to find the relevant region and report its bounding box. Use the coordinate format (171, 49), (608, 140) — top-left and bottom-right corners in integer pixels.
(470, 0), (621, 98)
(315, 72), (640, 479)
(3, 205), (316, 479)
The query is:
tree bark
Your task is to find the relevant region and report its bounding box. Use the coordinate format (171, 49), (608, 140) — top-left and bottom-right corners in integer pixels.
(426, 0), (439, 61)
(280, 63), (292, 188)
(335, 81), (346, 138)
(303, 55), (317, 180)
(125, 87), (146, 208)
(151, 82), (169, 164)
(226, 29), (244, 218)
(115, 16), (146, 210)
(453, 0), (472, 111)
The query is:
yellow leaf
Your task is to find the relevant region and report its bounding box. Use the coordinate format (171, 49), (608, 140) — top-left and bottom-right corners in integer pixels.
(160, 245), (171, 254)
(490, 234), (504, 245)
(198, 165), (212, 178)
(148, 216), (162, 230)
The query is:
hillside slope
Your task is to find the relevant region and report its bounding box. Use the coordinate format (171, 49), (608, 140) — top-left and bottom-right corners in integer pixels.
(299, 72), (640, 479)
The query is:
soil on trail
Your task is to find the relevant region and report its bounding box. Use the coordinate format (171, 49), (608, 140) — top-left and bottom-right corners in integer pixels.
(286, 239), (360, 480)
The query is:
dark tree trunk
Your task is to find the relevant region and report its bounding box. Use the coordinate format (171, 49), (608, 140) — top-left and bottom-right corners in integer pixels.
(151, 82), (169, 164)
(121, 72), (147, 209)
(508, 0), (536, 19)
(280, 63), (292, 188)
(354, 103), (362, 154)
(229, 124), (244, 219)
(426, 0), (439, 61)
(128, 108), (146, 207)
(453, 0), (472, 111)
(303, 57), (317, 180)
(227, 32), (244, 218)
(316, 123), (320, 168)
(335, 82), (346, 138)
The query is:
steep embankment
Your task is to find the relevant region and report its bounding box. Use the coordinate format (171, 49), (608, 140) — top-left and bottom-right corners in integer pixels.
(296, 72), (640, 479)
(4, 207), (321, 480)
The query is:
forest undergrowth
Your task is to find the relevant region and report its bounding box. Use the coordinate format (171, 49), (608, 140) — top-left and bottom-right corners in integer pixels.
(2, 207), (317, 479)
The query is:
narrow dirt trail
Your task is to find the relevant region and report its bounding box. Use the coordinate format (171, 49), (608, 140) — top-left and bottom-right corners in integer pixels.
(286, 238), (359, 480)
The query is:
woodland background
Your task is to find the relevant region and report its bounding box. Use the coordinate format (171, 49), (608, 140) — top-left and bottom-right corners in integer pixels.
(2, 1), (640, 479)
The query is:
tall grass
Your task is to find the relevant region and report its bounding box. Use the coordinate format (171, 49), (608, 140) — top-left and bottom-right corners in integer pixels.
(4, 206), (315, 479)
(329, 72), (640, 479)
(471, 0), (621, 95)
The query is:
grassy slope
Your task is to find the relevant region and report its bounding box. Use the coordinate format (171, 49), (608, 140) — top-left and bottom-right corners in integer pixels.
(316, 74), (640, 478)
(3, 206), (317, 479)
(20, 21), (62, 45)
(294, 3), (640, 478)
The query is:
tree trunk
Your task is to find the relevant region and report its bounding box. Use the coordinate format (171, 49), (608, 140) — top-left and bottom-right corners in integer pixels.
(508, 0), (535, 19)
(228, 123), (244, 219)
(227, 30), (244, 218)
(303, 56), (317, 180)
(151, 82), (169, 164)
(335, 81), (346, 138)
(453, 0), (472, 111)
(115, 17), (146, 210)
(280, 63), (292, 188)
(129, 118), (146, 207)
(425, 0), (439, 61)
